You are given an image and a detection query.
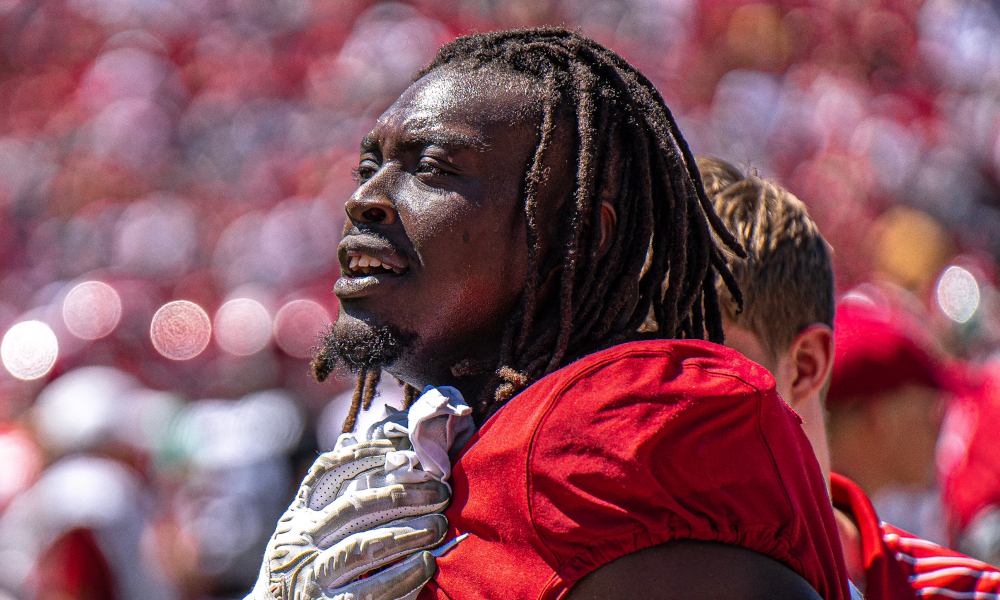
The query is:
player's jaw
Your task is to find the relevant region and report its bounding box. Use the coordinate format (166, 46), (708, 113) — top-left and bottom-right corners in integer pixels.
(311, 309), (416, 382)
(317, 231), (422, 381)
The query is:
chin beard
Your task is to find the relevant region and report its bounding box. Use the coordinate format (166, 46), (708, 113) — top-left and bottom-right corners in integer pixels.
(311, 318), (416, 382)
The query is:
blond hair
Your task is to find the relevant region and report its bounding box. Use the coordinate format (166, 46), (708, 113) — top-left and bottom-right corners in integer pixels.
(697, 156), (834, 358)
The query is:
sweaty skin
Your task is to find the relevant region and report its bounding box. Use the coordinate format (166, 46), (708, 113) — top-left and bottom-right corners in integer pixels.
(335, 66), (547, 396)
(335, 64), (824, 599)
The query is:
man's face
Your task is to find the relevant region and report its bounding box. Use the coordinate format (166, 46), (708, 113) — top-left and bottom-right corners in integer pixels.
(873, 384), (946, 487)
(319, 65), (548, 387)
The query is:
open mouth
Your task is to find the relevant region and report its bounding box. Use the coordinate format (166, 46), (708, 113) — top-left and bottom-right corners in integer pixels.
(344, 252), (407, 277)
(335, 236), (411, 299)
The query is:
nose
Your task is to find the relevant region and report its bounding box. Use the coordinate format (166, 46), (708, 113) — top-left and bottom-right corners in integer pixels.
(345, 185), (398, 226)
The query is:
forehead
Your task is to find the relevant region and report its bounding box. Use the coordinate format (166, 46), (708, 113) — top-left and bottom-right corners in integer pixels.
(371, 65), (542, 143)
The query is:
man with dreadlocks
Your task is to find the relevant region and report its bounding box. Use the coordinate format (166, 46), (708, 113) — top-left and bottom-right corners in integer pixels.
(252, 28), (850, 600)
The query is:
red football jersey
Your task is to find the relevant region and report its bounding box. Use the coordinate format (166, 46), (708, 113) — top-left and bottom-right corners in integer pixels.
(831, 472), (1000, 599)
(421, 339), (849, 600)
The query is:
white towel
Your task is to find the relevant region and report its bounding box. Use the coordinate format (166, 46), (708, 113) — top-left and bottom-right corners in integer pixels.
(334, 385), (475, 491)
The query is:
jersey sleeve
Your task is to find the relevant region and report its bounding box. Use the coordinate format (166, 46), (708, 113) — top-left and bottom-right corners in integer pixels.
(525, 344), (849, 600)
(882, 523), (1000, 599)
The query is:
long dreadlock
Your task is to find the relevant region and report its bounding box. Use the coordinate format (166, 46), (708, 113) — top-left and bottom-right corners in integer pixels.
(341, 27), (745, 430)
(338, 368), (420, 434)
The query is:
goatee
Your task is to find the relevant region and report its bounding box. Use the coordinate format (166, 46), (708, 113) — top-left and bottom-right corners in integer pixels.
(311, 318), (416, 382)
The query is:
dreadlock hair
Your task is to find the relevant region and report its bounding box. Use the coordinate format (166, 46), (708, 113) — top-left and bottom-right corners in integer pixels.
(338, 368), (421, 435)
(343, 27), (745, 429)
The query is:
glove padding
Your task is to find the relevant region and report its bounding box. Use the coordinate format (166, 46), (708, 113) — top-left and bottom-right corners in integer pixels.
(249, 440), (450, 600)
(325, 550), (437, 600)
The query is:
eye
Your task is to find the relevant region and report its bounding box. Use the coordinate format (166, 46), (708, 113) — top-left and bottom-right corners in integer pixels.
(353, 159), (379, 183)
(416, 158), (448, 178)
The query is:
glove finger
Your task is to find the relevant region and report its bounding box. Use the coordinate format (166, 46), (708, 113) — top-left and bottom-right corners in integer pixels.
(307, 457), (388, 511)
(329, 464), (436, 503)
(299, 441), (394, 509)
(312, 481), (450, 549)
(315, 514), (448, 589)
(328, 550), (436, 600)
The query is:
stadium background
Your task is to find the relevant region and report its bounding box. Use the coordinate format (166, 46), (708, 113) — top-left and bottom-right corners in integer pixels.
(0, 0), (997, 597)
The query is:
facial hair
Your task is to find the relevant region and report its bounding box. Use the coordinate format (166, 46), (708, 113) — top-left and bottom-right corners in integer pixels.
(311, 318), (416, 382)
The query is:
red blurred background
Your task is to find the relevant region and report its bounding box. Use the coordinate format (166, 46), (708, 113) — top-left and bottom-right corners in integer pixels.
(0, 0), (997, 598)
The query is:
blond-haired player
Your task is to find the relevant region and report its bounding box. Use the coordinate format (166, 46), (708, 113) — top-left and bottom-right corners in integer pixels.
(698, 155), (1000, 600)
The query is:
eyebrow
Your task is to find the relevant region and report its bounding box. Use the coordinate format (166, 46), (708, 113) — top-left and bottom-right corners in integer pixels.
(404, 130), (488, 151)
(361, 121), (489, 153)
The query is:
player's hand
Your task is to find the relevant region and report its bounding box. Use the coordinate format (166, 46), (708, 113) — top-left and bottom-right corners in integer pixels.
(315, 548), (439, 600)
(247, 440), (450, 600)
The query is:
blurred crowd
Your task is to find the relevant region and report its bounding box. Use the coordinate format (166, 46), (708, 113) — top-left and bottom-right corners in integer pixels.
(0, 0), (997, 598)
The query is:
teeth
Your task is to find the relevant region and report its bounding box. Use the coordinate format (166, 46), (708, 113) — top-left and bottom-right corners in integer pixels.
(347, 252), (403, 275)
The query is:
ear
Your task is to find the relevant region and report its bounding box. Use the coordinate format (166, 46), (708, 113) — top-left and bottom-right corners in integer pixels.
(597, 201), (617, 259)
(784, 324), (834, 408)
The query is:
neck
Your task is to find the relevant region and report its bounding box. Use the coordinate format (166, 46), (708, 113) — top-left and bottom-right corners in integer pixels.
(788, 392), (865, 590)
(800, 394), (866, 590)
(387, 347), (503, 419)
(797, 394), (831, 481)
(443, 370), (499, 418)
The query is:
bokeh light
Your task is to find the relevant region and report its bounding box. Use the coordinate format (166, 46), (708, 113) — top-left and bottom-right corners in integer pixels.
(0, 0), (999, 594)
(168, 389), (303, 468)
(937, 266), (981, 323)
(272, 299), (330, 358)
(34, 366), (139, 453)
(1, 321), (59, 380)
(0, 428), (42, 507)
(150, 300), (212, 360)
(214, 298), (271, 356)
(114, 195), (197, 278)
(62, 281), (122, 340)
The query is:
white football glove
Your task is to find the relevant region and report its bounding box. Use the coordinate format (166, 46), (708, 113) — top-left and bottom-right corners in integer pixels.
(247, 439), (450, 600)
